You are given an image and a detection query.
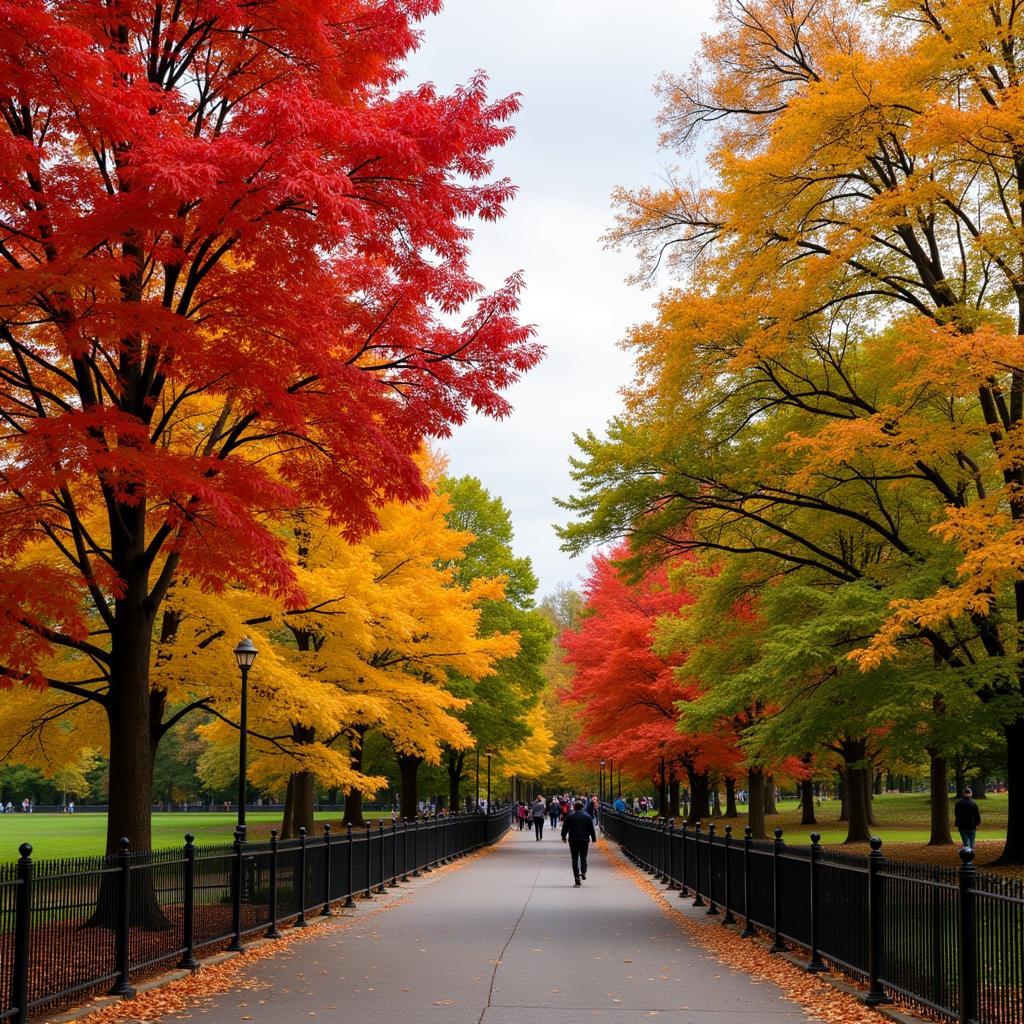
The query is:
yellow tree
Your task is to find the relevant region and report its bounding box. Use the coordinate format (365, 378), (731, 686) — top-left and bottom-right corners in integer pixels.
(564, 0), (1024, 861)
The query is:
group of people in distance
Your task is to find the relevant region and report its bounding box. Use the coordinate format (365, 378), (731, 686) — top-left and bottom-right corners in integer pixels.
(516, 794), (600, 886)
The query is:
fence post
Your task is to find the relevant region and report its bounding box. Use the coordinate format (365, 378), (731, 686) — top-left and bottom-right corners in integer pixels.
(864, 836), (890, 1006)
(957, 847), (979, 1024)
(296, 826), (308, 927)
(411, 819), (422, 877)
(12, 843), (32, 1024)
(401, 820), (410, 883)
(322, 824), (333, 916)
(266, 829), (281, 938)
(706, 824), (719, 916)
(377, 821), (387, 893)
(109, 837), (135, 997)
(666, 821), (677, 889)
(741, 826), (754, 938)
(362, 823), (374, 897)
(806, 832), (825, 972)
(722, 825), (735, 925)
(344, 824), (356, 908)
(228, 827), (244, 952)
(389, 820), (400, 886)
(692, 822), (705, 907)
(679, 822), (689, 897)
(769, 827), (785, 953)
(178, 834), (198, 969)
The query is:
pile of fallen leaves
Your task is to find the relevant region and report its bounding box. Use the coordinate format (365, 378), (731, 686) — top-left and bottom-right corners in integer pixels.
(598, 842), (940, 1024)
(831, 839), (1019, 878)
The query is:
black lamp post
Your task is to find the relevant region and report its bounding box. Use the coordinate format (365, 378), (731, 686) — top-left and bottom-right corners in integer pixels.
(233, 637), (258, 841)
(608, 758), (614, 800)
(486, 752), (492, 811)
(475, 748), (481, 811)
(600, 760), (606, 805)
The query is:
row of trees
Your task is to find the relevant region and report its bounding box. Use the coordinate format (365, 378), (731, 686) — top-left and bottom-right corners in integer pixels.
(0, 0), (543, 854)
(559, 0), (1024, 861)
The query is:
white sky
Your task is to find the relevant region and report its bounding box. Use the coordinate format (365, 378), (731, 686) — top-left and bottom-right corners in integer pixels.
(404, 1), (716, 598)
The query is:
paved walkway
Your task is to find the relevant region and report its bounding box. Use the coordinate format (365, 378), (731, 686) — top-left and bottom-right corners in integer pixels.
(156, 826), (822, 1024)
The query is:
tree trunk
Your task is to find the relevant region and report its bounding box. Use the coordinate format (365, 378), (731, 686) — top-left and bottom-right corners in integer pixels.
(800, 779), (817, 825)
(997, 717), (1024, 863)
(291, 771), (316, 835)
(657, 774), (667, 817)
(747, 768), (767, 840)
(686, 770), (709, 823)
(763, 775), (777, 815)
(343, 733), (367, 827)
(873, 769), (883, 795)
(954, 758), (966, 800)
(447, 750), (465, 814)
(970, 775), (987, 799)
(398, 753), (422, 821)
(669, 776), (681, 818)
(838, 770), (849, 822)
(863, 764), (876, 826)
(841, 740), (872, 843)
(927, 752), (952, 846)
(725, 777), (738, 818)
(711, 782), (722, 817)
(281, 775), (296, 839)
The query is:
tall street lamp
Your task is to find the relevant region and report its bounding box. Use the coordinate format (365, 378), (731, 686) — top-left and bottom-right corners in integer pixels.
(475, 748), (481, 811)
(600, 760), (606, 805)
(233, 637), (258, 841)
(486, 752), (492, 812)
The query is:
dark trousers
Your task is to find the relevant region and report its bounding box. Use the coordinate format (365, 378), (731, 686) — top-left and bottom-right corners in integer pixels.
(569, 839), (589, 880)
(533, 816), (544, 838)
(549, 811), (559, 828)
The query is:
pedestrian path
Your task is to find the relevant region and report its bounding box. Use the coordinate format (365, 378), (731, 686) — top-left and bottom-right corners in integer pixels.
(148, 826), (824, 1024)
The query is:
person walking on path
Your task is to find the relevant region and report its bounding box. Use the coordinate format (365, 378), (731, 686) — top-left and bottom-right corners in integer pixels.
(954, 787), (982, 849)
(561, 798), (597, 885)
(547, 797), (560, 830)
(531, 795), (546, 839)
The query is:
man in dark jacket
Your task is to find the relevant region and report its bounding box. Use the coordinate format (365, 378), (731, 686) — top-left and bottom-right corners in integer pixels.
(954, 787), (982, 849)
(561, 799), (598, 885)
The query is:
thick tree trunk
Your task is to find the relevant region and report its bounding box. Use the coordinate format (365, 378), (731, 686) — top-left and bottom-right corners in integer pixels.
(873, 769), (883, 795)
(291, 771), (316, 835)
(686, 770), (709, 823)
(954, 759), (967, 800)
(281, 775), (296, 839)
(398, 754), (422, 821)
(763, 775), (778, 816)
(343, 734), (367, 827)
(970, 775), (987, 799)
(669, 777), (681, 818)
(800, 779), (817, 825)
(657, 774), (667, 817)
(997, 717), (1024, 864)
(862, 765), (876, 826)
(725, 777), (738, 818)
(838, 770), (849, 822)
(927, 752), (953, 846)
(747, 768), (767, 840)
(447, 750), (465, 814)
(711, 782), (722, 817)
(842, 740), (872, 843)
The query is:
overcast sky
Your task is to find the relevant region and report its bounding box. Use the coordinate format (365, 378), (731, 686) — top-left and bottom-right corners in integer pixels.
(404, 1), (716, 598)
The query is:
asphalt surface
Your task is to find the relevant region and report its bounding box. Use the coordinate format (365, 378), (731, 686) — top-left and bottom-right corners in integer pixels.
(157, 824), (823, 1024)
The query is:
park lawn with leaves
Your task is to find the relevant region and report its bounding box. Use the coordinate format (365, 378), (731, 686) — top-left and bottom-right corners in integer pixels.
(0, 812), (389, 862)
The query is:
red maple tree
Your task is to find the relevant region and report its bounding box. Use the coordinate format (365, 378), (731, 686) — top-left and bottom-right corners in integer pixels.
(0, 0), (540, 853)
(560, 545), (741, 819)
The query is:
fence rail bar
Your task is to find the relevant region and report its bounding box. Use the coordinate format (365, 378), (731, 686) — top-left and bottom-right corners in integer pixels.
(599, 805), (1024, 1024)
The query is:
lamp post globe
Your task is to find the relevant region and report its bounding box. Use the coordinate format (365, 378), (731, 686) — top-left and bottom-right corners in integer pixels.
(233, 637), (258, 840)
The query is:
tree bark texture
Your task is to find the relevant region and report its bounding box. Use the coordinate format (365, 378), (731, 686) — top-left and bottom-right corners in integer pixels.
(747, 768), (767, 840)
(928, 752), (953, 846)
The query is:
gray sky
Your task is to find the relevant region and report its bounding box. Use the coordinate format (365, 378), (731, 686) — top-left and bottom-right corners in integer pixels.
(404, 1), (716, 598)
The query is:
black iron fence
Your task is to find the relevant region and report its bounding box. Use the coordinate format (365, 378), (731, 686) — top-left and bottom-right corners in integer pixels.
(0, 807), (512, 1023)
(600, 808), (1024, 1024)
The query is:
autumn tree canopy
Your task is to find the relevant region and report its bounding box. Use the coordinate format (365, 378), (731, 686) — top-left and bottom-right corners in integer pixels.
(0, 0), (539, 853)
(560, 0), (1024, 861)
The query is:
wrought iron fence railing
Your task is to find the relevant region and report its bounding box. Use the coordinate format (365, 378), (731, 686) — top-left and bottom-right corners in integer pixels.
(600, 807), (1024, 1024)
(0, 807), (512, 1023)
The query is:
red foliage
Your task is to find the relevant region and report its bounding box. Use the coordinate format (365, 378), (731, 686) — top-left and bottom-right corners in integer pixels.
(0, 0), (541, 677)
(560, 545), (740, 783)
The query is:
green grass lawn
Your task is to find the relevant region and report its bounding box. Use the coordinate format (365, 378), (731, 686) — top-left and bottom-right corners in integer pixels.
(0, 809), (390, 862)
(649, 791), (1008, 847)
